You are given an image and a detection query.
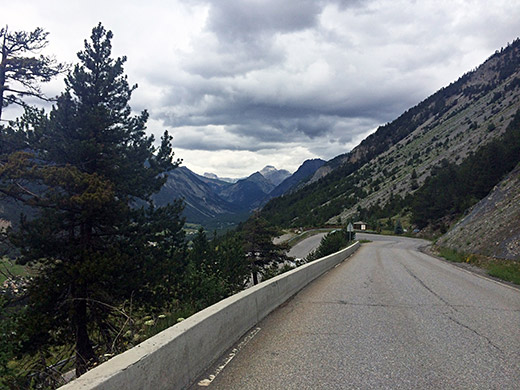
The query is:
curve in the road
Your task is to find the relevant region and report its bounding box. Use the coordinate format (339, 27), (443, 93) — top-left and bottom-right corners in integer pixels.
(191, 234), (520, 390)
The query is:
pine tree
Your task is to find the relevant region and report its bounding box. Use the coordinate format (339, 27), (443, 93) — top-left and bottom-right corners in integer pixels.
(394, 219), (404, 235)
(3, 24), (184, 377)
(241, 215), (288, 285)
(0, 26), (65, 121)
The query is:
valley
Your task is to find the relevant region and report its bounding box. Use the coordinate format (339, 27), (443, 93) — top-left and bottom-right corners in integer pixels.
(152, 160), (325, 230)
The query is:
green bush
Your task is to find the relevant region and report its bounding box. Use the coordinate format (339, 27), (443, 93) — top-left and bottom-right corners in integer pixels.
(306, 229), (355, 262)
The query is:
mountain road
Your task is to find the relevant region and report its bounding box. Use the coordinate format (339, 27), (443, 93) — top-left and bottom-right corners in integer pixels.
(191, 234), (520, 389)
(287, 232), (328, 260)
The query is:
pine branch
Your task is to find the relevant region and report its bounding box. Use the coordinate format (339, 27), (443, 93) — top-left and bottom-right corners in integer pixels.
(5, 86), (55, 101)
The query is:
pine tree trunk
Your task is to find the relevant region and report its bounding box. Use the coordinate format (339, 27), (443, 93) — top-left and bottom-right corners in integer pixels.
(252, 271), (259, 285)
(74, 287), (97, 377)
(0, 31), (8, 121)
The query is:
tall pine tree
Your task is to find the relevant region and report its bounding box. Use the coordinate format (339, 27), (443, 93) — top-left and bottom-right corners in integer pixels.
(2, 24), (184, 376)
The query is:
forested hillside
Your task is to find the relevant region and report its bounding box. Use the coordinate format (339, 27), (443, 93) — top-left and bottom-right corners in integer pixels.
(260, 39), (520, 229)
(355, 109), (520, 232)
(437, 161), (520, 260)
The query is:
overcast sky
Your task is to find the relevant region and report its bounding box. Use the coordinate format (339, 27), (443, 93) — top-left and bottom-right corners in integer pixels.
(3, 0), (519, 178)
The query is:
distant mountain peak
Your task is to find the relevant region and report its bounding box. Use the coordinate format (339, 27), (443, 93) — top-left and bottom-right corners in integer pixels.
(260, 165), (276, 173)
(269, 158), (326, 198)
(258, 165), (291, 186)
(202, 172), (239, 183)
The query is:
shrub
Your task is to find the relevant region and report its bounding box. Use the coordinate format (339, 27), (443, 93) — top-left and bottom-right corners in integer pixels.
(306, 229), (355, 262)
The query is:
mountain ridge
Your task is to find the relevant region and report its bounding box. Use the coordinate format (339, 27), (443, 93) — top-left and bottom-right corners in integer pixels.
(259, 38), (520, 232)
(150, 162), (323, 228)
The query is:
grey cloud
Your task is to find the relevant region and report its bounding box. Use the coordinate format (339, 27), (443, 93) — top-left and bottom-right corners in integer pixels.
(156, 0), (450, 152)
(160, 72), (422, 133)
(171, 124), (293, 152)
(207, 0), (322, 41)
(4, 0), (519, 178)
(332, 0), (371, 10)
(183, 0), (329, 78)
(184, 36), (285, 78)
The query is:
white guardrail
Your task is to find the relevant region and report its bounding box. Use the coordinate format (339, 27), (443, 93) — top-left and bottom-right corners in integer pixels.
(60, 241), (360, 390)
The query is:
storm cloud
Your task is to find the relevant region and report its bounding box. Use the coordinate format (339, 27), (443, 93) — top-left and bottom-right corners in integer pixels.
(3, 0), (520, 177)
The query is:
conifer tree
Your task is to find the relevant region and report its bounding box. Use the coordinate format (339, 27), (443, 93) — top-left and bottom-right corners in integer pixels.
(0, 26), (65, 121)
(241, 215), (288, 285)
(2, 24), (184, 376)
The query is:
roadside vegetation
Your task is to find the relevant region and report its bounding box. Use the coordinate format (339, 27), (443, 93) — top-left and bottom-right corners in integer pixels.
(437, 247), (520, 285)
(306, 229), (356, 262)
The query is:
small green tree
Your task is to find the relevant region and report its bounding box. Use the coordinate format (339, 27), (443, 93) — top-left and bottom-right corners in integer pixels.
(410, 169), (419, 190)
(214, 234), (248, 294)
(386, 217), (393, 230)
(306, 228), (355, 262)
(183, 228), (248, 310)
(394, 219), (404, 235)
(241, 215), (288, 285)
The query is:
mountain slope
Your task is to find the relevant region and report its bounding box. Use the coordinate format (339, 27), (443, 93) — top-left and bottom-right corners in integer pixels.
(152, 165), (304, 228)
(260, 38), (520, 228)
(218, 172), (275, 210)
(269, 159), (326, 198)
(437, 162), (520, 260)
(152, 167), (239, 223)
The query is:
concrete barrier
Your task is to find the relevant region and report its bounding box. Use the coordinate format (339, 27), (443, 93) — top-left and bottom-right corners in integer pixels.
(60, 241), (360, 390)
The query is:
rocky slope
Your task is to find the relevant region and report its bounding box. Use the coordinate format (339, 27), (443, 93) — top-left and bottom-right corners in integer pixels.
(437, 162), (520, 260)
(152, 167), (239, 223)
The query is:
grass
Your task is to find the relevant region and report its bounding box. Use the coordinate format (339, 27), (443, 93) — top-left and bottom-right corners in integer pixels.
(438, 247), (466, 263)
(0, 257), (29, 284)
(487, 262), (520, 285)
(437, 246), (520, 285)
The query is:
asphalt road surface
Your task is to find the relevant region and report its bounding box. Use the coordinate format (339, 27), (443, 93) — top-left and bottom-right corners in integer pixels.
(191, 234), (520, 389)
(287, 232), (327, 259)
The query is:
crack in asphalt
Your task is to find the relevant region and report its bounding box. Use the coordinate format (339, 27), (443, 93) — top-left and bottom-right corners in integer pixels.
(402, 263), (458, 311)
(445, 314), (505, 354)
(308, 300), (520, 313)
(401, 262), (505, 355)
(315, 300), (440, 308)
